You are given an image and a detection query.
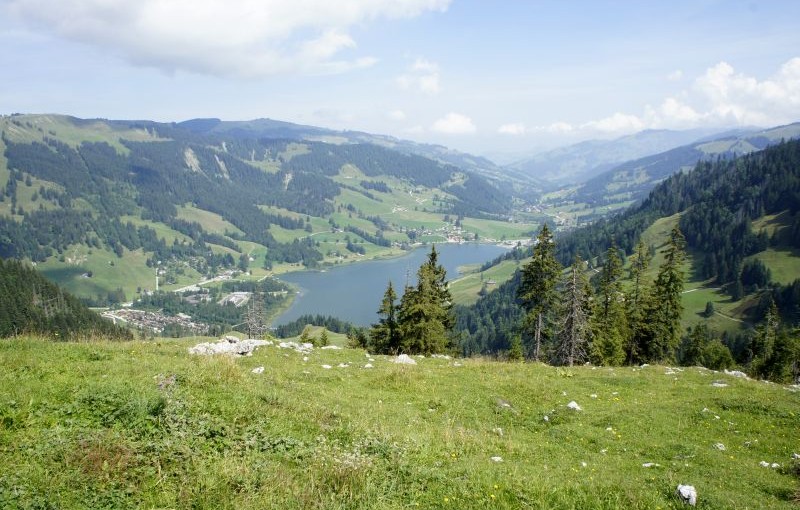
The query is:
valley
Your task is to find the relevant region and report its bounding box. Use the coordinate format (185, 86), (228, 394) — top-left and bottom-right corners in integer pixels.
(4, 3), (800, 508)
(2, 114), (800, 352)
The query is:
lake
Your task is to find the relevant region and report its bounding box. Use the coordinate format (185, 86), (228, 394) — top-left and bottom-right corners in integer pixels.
(272, 243), (510, 327)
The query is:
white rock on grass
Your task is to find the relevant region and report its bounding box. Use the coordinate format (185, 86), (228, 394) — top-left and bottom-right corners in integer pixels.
(278, 341), (313, 353)
(713, 443), (726, 451)
(642, 462), (660, 468)
(251, 366), (265, 374)
(724, 369), (748, 378)
(431, 354), (451, 359)
(711, 381), (728, 388)
(189, 337), (272, 356)
(676, 484), (697, 506)
(393, 354), (417, 365)
(566, 401), (582, 411)
(321, 345), (341, 350)
(321, 364), (332, 369)
(364, 363), (373, 369)
(792, 453), (800, 459)
(490, 456), (503, 463)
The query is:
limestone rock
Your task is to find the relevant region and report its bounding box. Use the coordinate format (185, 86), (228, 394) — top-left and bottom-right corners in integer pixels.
(189, 337), (272, 356)
(676, 484), (697, 506)
(393, 354), (417, 365)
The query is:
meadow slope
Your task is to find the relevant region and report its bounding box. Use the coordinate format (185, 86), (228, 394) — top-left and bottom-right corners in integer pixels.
(0, 338), (798, 509)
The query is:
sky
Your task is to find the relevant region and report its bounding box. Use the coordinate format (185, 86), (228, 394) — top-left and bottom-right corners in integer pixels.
(1, 0), (799, 159)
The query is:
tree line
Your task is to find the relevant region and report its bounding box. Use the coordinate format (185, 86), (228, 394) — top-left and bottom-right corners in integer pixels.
(0, 257), (132, 340)
(357, 246), (454, 355)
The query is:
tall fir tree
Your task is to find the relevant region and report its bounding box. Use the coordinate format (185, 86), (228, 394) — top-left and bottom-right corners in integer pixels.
(369, 280), (400, 354)
(748, 299), (793, 381)
(591, 244), (627, 365)
(625, 239), (651, 364)
(397, 245), (453, 354)
(645, 225), (686, 362)
(555, 256), (592, 366)
(518, 224), (562, 360)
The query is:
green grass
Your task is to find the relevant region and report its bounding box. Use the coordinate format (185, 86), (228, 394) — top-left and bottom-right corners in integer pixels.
(37, 247), (157, 300)
(450, 259), (524, 306)
(1, 337), (798, 508)
(460, 218), (536, 241)
(751, 248), (800, 285)
(1, 114), (162, 154)
(177, 205), (243, 236)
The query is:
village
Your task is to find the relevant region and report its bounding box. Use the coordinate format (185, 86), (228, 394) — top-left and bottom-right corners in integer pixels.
(101, 308), (209, 335)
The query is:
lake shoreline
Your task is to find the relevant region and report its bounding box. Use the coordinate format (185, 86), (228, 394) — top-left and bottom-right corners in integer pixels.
(270, 243), (511, 327)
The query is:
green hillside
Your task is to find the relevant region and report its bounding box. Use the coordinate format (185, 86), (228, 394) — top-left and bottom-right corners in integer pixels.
(1, 337), (798, 508)
(456, 139), (800, 377)
(0, 257), (131, 340)
(0, 114), (540, 307)
(539, 123), (800, 227)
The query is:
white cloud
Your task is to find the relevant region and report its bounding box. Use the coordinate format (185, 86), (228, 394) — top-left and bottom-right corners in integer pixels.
(4, 0), (450, 77)
(388, 109), (407, 121)
(543, 58), (800, 137)
(545, 122), (575, 134)
(396, 57), (441, 94)
(690, 58), (800, 125)
(498, 122), (526, 135)
(431, 112), (476, 134)
(582, 112), (645, 133)
(667, 69), (683, 81)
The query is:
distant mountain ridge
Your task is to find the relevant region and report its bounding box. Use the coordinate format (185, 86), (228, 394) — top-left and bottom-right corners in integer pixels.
(174, 117), (543, 195)
(573, 121), (800, 206)
(508, 128), (729, 186)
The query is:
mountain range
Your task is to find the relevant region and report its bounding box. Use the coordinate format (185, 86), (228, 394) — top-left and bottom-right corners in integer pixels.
(0, 114), (541, 304)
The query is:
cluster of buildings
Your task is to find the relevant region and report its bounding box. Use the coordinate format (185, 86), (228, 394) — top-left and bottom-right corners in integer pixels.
(101, 308), (209, 335)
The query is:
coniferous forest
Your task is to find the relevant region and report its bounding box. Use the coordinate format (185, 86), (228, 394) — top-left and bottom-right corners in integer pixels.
(0, 116), (798, 382)
(0, 258), (131, 340)
(455, 139), (800, 382)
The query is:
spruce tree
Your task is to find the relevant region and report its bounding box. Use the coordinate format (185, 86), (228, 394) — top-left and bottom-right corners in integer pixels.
(625, 239), (650, 364)
(591, 245), (627, 365)
(749, 299), (779, 378)
(369, 281), (400, 354)
(518, 224), (561, 360)
(555, 256), (592, 366)
(396, 245), (453, 354)
(645, 225), (686, 362)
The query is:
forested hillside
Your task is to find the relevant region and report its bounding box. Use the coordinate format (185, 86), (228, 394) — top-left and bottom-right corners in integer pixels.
(0, 114), (538, 304)
(457, 139), (800, 381)
(0, 257), (131, 340)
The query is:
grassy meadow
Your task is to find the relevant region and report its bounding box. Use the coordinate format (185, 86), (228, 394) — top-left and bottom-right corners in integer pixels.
(1, 337), (798, 509)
